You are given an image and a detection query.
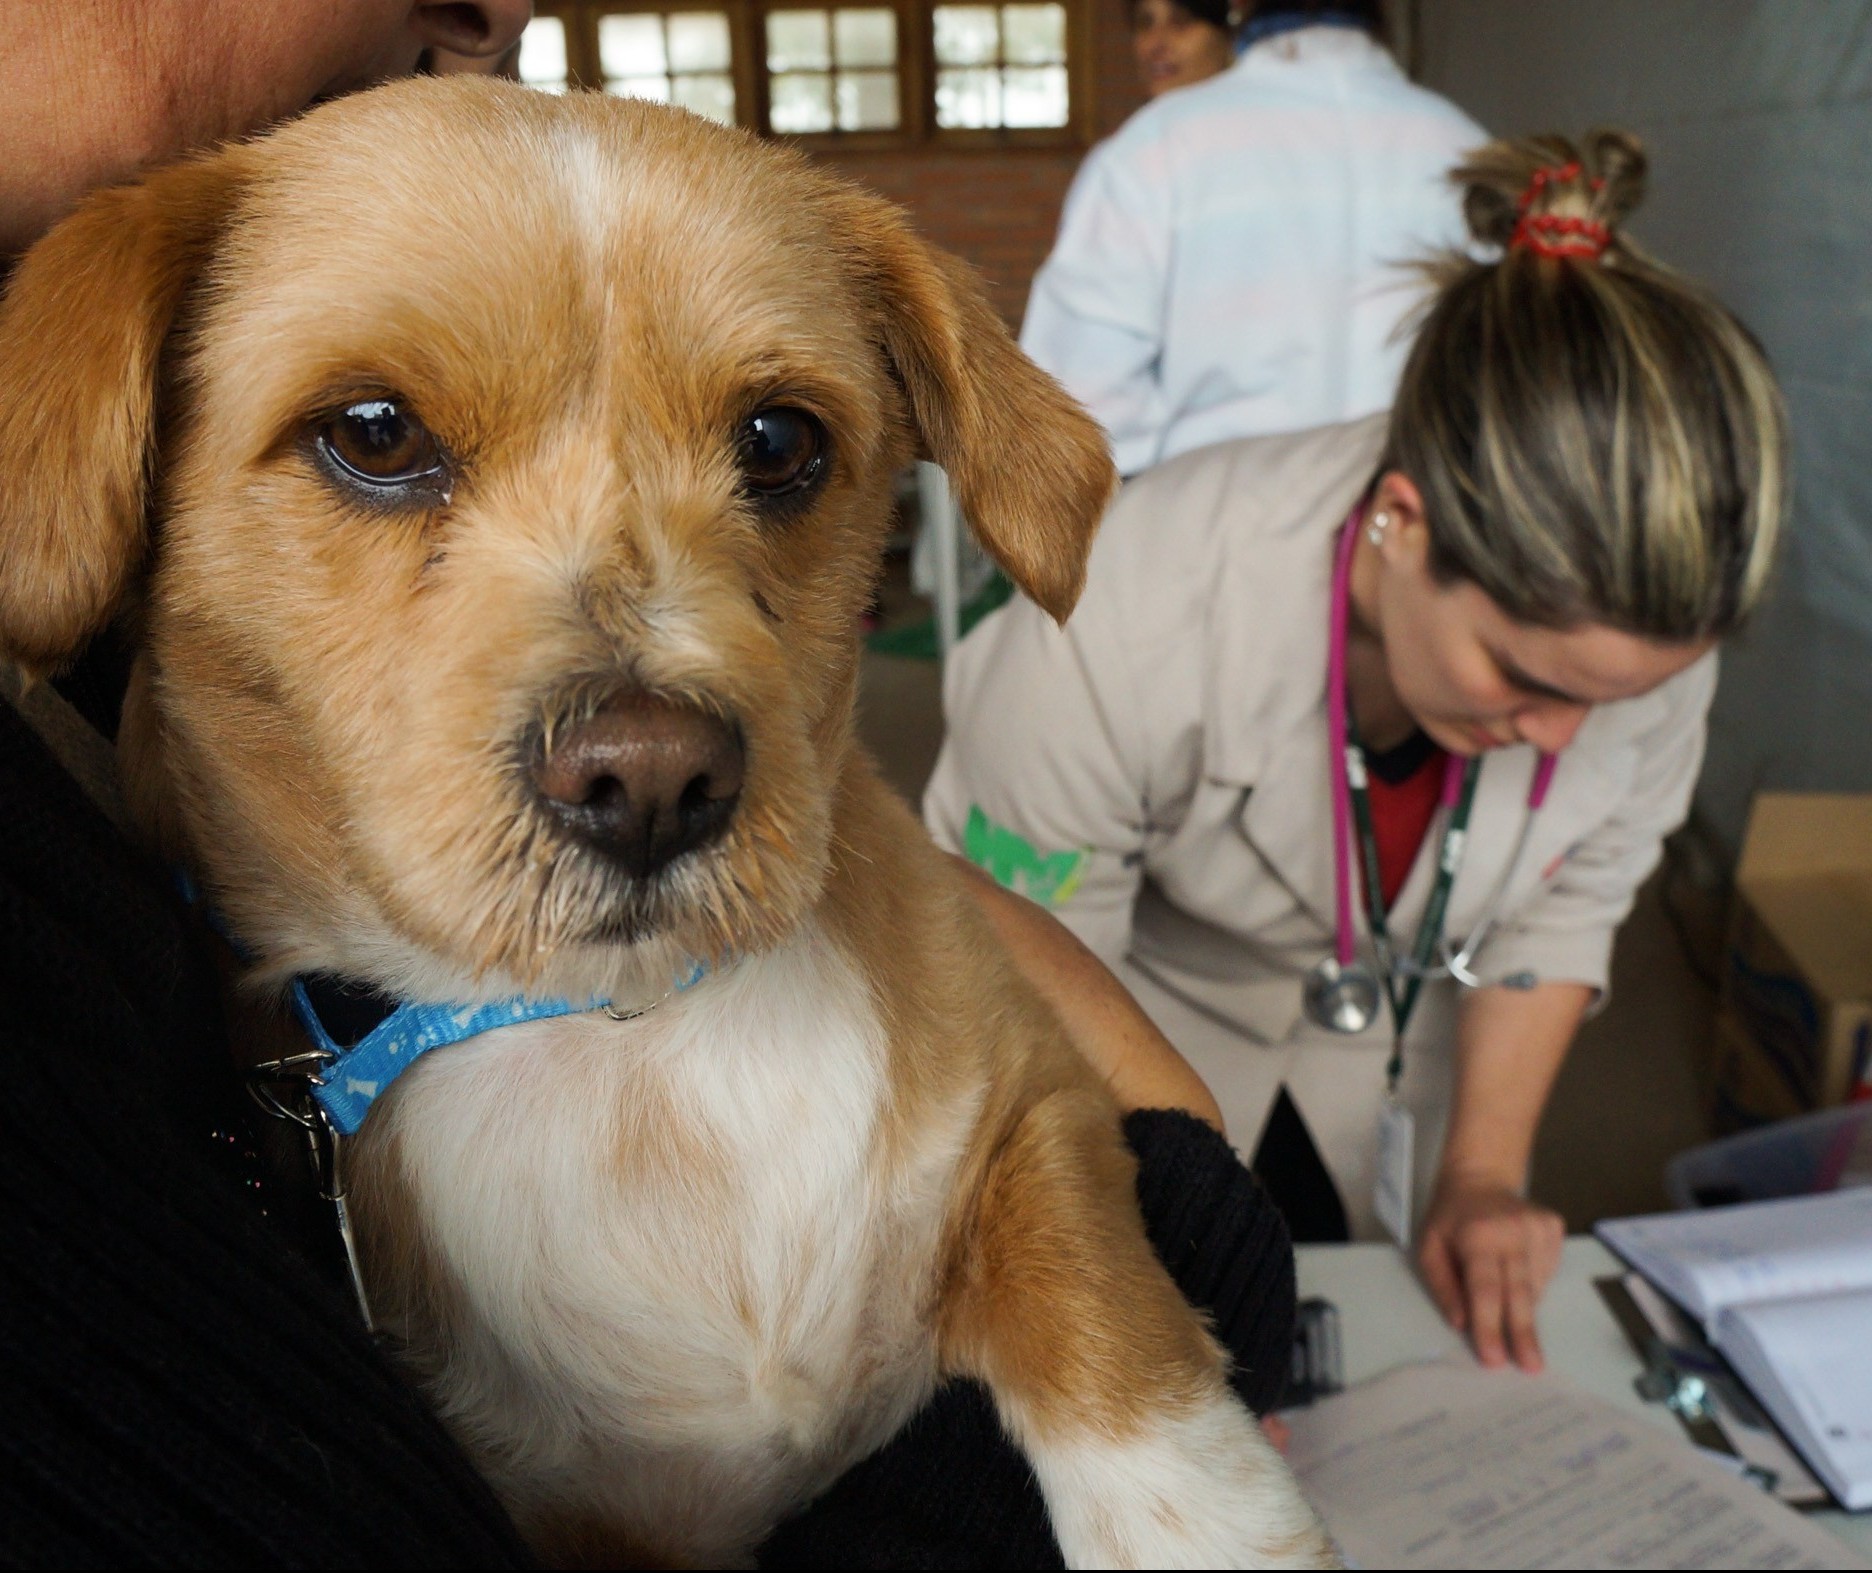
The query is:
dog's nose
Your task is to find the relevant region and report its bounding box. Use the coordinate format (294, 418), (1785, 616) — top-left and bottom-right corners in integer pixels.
(533, 692), (745, 877)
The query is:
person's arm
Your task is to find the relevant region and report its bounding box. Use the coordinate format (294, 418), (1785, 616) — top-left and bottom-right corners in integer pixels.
(1416, 979), (1588, 1373)
(924, 466), (1206, 971)
(1419, 654), (1721, 1372)
(1020, 136), (1175, 478)
(953, 854), (1223, 1131)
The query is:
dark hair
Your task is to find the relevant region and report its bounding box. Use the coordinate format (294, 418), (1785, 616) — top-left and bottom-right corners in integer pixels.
(1387, 129), (1788, 641)
(1244, 0), (1386, 32)
(1130, 0), (1236, 31)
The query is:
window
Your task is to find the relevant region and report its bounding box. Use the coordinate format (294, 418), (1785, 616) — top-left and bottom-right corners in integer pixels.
(599, 12), (739, 125)
(524, 2), (1084, 143)
(517, 15), (572, 90)
(766, 8), (901, 134)
(933, 5), (1068, 130)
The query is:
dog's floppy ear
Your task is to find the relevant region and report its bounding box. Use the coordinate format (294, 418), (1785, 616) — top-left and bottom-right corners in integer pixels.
(0, 147), (253, 673)
(831, 190), (1117, 623)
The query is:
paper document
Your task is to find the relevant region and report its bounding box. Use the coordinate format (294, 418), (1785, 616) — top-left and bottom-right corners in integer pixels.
(1595, 1190), (1872, 1327)
(1720, 1291), (1872, 1511)
(1284, 1358), (1867, 1570)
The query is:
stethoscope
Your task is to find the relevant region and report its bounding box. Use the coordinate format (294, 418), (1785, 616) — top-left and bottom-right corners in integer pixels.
(1302, 509), (1558, 1039)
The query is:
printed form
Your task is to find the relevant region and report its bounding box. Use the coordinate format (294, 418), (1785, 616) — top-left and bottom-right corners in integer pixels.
(1285, 1358), (1867, 1570)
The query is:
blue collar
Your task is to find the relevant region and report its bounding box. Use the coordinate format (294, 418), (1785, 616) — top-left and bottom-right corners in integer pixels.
(293, 959), (708, 1136)
(176, 866), (710, 1137)
(1238, 10), (1371, 52)
(294, 983), (591, 1136)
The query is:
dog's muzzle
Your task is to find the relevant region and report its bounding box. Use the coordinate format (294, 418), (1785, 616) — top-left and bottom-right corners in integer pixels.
(533, 690), (745, 879)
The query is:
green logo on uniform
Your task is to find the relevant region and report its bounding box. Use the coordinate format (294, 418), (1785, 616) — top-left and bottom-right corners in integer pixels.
(963, 805), (1089, 907)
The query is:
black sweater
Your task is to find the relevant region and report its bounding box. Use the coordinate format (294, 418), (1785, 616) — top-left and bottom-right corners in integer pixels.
(0, 699), (1293, 1568)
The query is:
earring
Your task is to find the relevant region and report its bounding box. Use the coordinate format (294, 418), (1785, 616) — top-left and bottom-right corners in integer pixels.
(1366, 510), (1390, 548)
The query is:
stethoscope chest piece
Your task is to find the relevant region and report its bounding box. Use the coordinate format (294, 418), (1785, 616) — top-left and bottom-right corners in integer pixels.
(1303, 955), (1384, 1035)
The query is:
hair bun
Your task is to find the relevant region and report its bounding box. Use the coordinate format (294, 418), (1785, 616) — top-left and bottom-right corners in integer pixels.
(1455, 129), (1647, 259)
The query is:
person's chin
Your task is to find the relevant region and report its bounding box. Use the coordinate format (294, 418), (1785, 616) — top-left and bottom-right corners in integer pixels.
(1428, 719), (1503, 756)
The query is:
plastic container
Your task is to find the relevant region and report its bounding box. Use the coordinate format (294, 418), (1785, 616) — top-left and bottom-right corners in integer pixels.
(1666, 1101), (1872, 1208)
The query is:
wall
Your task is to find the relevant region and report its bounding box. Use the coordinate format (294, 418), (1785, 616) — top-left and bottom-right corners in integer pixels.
(1412, 0), (1872, 858)
(816, 0), (1143, 326)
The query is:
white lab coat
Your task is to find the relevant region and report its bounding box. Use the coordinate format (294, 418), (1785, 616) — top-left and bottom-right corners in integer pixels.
(1021, 27), (1484, 477)
(925, 418), (1717, 1239)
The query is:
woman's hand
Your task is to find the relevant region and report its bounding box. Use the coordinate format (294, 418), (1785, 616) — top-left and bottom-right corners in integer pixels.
(949, 854), (1225, 1131)
(1417, 1167), (1565, 1372)
(1423, 979), (1589, 1372)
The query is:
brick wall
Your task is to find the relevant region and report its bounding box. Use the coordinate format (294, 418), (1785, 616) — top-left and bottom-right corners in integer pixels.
(816, 0), (1145, 328)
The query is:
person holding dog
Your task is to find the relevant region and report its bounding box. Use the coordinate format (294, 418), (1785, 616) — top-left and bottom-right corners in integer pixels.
(0, 3), (1305, 1562)
(932, 129), (1788, 1373)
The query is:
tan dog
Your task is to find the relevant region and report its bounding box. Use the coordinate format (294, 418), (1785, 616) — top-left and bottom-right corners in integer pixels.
(0, 78), (1330, 1568)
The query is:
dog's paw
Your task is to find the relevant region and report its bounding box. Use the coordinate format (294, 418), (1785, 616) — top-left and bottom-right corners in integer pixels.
(1030, 1393), (1339, 1569)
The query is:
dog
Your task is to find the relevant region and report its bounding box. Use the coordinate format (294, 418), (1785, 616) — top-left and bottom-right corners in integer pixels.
(0, 77), (1331, 1568)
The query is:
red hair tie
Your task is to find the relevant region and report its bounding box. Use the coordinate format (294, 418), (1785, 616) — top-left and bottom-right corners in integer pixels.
(1510, 160), (1611, 260)
(1510, 212), (1612, 259)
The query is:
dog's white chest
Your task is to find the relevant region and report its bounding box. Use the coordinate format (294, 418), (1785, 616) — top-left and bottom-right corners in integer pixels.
(371, 923), (954, 1553)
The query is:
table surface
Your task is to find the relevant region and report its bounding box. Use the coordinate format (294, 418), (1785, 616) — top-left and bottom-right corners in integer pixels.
(1294, 1237), (1872, 1559)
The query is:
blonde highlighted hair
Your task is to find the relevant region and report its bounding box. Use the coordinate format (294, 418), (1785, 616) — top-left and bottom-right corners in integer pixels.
(1388, 128), (1788, 640)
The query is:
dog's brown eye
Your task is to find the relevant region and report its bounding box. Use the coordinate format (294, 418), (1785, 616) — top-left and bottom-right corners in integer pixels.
(317, 398), (445, 492)
(737, 408), (826, 501)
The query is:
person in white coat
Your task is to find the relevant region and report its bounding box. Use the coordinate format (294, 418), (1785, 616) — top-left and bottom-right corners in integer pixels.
(932, 133), (1789, 1371)
(1021, 0), (1482, 478)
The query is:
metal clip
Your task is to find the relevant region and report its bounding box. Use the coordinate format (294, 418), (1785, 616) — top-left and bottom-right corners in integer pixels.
(244, 1047), (375, 1333)
(246, 1047), (336, 1129)
(1634, 1339), (1719, 1422)
(306, 1105), (376, 1334)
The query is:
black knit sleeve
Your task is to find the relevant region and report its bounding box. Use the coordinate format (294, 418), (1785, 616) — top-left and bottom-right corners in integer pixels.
(1121, 1107), (1297, 1415)
(0, 706), (533, 1570)
(758, 1107), (1296, 1570)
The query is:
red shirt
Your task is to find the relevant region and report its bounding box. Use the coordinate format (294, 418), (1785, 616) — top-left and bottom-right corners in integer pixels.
(1363, 734), (1448, 910)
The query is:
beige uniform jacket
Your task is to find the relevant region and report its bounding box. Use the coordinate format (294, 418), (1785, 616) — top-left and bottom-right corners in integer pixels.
(924, 415), (1716, 1238)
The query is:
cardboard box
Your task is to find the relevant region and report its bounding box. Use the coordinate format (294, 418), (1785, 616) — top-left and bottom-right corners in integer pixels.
(1716, 794), (1872, 1124)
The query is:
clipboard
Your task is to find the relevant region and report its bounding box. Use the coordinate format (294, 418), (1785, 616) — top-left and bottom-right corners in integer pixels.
(1595, 1272), (1831, 1507)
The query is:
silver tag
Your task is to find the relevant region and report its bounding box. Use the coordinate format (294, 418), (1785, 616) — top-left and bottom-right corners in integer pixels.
(1374, 1097), (1415, 1248)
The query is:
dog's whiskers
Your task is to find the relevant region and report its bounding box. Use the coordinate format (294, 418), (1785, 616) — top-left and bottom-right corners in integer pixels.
(829, 827), (875, 869)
